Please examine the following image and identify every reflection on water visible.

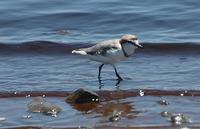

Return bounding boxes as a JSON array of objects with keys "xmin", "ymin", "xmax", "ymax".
[
  {"xmin": 69, "ymin": 102, "xmax": 98, "ymax": 112},
  {"xmin": 95, "ymin": 101, "xmax": 137, "ymax": 122},
  {"xmin": 69, "ymin": 100, "xmax": 136, "ymax": 122}
]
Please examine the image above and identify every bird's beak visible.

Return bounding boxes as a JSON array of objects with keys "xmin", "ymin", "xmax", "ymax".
[{"xmin": 132, "ymin": 40, "xmax": 143, "ymax": 48}]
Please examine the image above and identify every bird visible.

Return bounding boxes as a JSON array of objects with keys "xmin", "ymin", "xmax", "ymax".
[{"xmin": 72, "ymin": 34, "xmax": 143, "ymax": 83}]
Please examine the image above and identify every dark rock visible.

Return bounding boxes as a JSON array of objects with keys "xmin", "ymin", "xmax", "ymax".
[
  {"xmin": 27, "ymin": 97, "xmax": 62, "ymax": 117},
  {"xmin": 66, "ymin": 88, "xmax": 99, "ymax": 103}
]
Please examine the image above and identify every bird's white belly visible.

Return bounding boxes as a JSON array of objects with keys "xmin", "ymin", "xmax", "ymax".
[{"xmin": 87, "ymin": 50, "xmax": 126, "ymax": 64}]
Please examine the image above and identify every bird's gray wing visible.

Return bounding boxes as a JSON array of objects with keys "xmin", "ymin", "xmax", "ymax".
[{"xmin": 85, "ymin": 40, "xmax": 120, "ymax": 56}]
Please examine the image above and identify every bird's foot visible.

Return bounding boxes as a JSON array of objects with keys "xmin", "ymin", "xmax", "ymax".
[
  {"xmin": 118, "ymin": 77, "xmax": 123, "ymax": 81},
  {"xmin": 115, "ymin": 77, "xmax": 123, "ymax": 86},
  {"xmin": 117, "ymin": 75, "xmax": 123, "ymax": 81}
]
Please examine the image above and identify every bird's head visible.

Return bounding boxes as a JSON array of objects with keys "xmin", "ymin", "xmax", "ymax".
[{"xmin": 120, "ymin": 34, "xmax": 143, "ymax": 49}]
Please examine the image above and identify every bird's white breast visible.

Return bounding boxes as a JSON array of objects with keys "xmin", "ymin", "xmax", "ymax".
[
  {"xmin": 87, "ymin": 47, "xmax": 125, "ymax": 64},
  {"xmin": 121, "ymin": 43, "xmax": 136, "ymax": 56}
]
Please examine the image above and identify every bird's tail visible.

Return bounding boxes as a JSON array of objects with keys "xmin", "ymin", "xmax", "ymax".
[{"xmin": 72, "ymin": 49, "xmax": 87, "ymax": 55}]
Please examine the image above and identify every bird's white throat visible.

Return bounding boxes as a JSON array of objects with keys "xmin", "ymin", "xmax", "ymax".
[{"xmin": 121, "ymin": 42, "xmax": 136, "ymax": 56}]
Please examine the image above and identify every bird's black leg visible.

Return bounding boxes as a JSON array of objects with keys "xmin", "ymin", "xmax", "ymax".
[
  {"xmin": 98, "ymin": 64, "xmax": 104, "ymax": 79},
  {"xmin": 112, "ymin": 65, "xmax": 123, "ymax": 86},
  {"xmin": 113, "ymin": 65, "xmax": 123, "ymax": 81},
  {"xmin": 98, "ymin": 64, "xmax": 104, "ymax": 89}
]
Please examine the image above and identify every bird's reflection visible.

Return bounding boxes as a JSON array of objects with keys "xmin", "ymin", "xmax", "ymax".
[{"xmin": 98, "ymin": 78, "xmax": 122, "ymax": 89}]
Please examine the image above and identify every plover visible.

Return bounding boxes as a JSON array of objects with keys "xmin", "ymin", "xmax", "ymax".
[{"xmin": 72, "ymin": 34, "xmax": 142, "ymax": 82}]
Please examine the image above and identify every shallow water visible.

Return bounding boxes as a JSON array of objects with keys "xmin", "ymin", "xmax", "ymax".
[
  {"xmin": 0, "ymin": 42, "xmax": 200, "ymax": 91},
  {"xmin": 1, "ymin": 42, "xmax": 200, "ymax": 128},
  {"xmin": 1, "ymin": 90, "xmax": 200, "ymax": 129}
]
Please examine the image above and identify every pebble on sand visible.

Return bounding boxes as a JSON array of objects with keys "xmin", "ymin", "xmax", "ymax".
[
  {"xmin": 160, "ymin": 111, "xmax": 191, "ymax": 125},
  {"xmin": 27, "ymin": 97, "xmax": 62, "ymax": 117}
]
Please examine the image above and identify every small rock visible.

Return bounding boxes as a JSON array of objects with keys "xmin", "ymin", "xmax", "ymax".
[
  {"xmin": 139, "ymin": 90, "xmax": 144, "ymax": 96},
  {"xmin": 171, "ymin": 114, "xmax": 183, "ymax": 125},
  {"xmin": 160, "ymin": 111, "xmax": 192, "ymax": 125},
  {"xmin": 157, "ymin": 99, "xmax": 169, "ymax": 105},
  {"xmin": 27, "ymin": 97, "xmax": 62, "ymax": 117},
  {"xmin": 22, "ymin": 115, "xmax": 32, "ymax": 119},
  {"xmin": 66, "ymin": 88, "xmax": 99, "ymax": 103},
  {"xmin": 78, "ymin": 126, "xmax": 95, "ymax": 129},
  {"xmin": 170, "ymin": 113, "xmax": 191, "ymax": 125},
  {"xmin": 160, "ymin": 111, "xmax": 173, "ymax": 117},
  {"xmin": 108, "ymin": 110, "xmax": 122, "ymax": 122}
]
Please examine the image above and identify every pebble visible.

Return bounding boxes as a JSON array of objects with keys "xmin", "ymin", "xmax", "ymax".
[
  {"xmin": 27, "ymin": 97, "xmax": 62, "ymax": 117},
  {"xmin": 170, "ymin": 113, "xmax": 191, "ymax": 125},
  {"xmin": 160, "ymin": 111, "xmax": 173, "ymax": 117},
  {"xmin": 22, "ymin": 115, "xmax": 32, "ymax": 119},
  {"xmin": 157, "ymin": 99, "xmax": 169, "ymax": 105},
  {"xmin": 139, "ymin": 90, "xmax": 144, "ymax": 96},
  {"xmin": 108, "ymin": 110, "xmax": 122, "ymax": 122},
  {"xmin": 160, "ymin": 111, "xmax": 191, "ymax": 125},
  {"xmin": 78, "ymin": 126, "xmax": 95, "ymax": 129}
]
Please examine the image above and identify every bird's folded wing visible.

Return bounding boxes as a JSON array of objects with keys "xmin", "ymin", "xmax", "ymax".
[{"xmin": 86, "ymin": 43, "xmax": 120, "ymax": 56}]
